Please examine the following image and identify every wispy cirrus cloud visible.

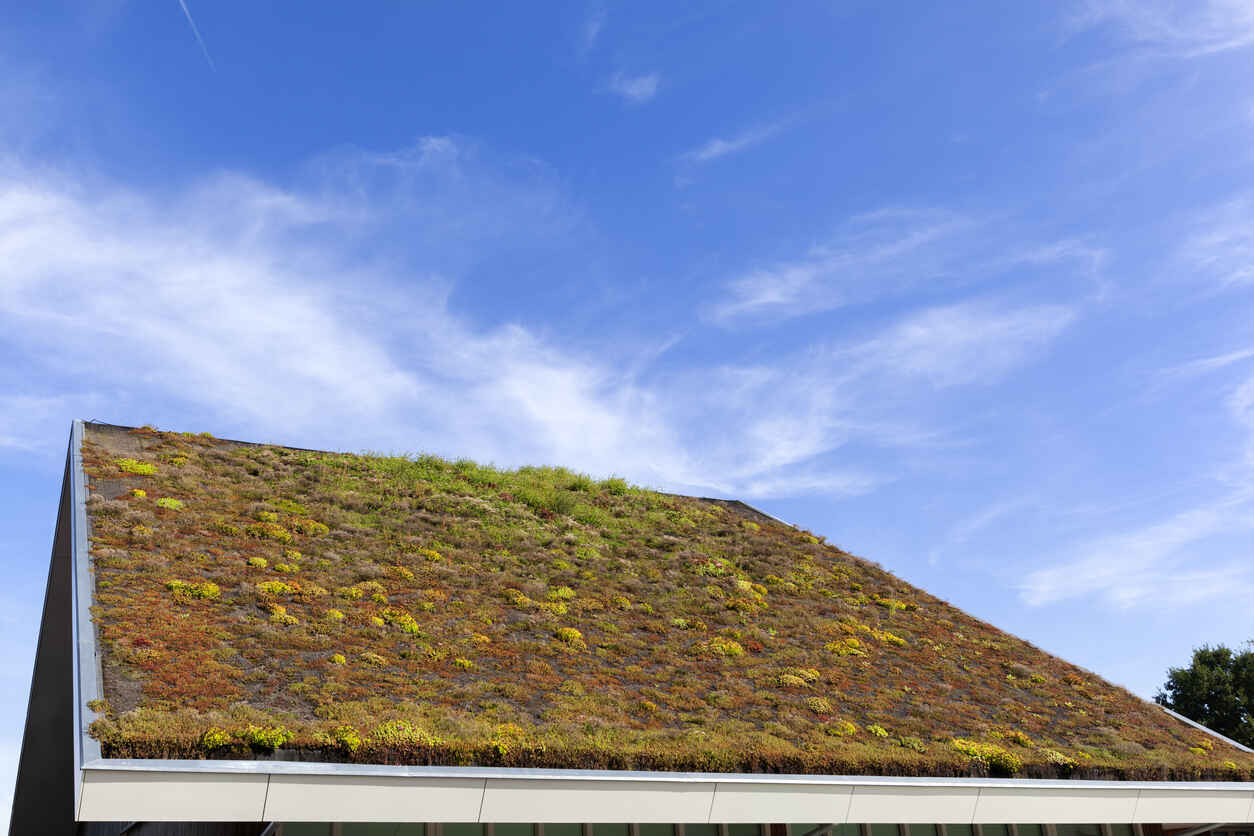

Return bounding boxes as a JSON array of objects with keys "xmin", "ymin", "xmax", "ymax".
[
  {"xmin": 836, "ymin": 300, "xmax": 1076, "ymax": 389},
  {"xmin": 0, "ymin": 139, "xmax": 1056, "ymax": 504},
  {"xmin": 679, "ymin": 122, "xmax": 787, "ymax": 164},
  {"xmin": 1230, "ymin": 371, "xmax": 1254, "ymax": 470},
  {"xmin": 1177, "ymin": 195, "xmax": 1254, "ymax": 287},
  {"xmin": 176, "ymin": 0, "xmax": 215, "ymax": 71},
  {"xmin": 1159, "ymin": 347, "xmax": 1254, "ymax": 381},
  {"xmin": 675, "ymin": 298, "xmax": 1079, "ymax": 499},
  {"xmin": 0, "ymin": 395, "xmax": 78, "ymax": 453},
  {"xmin": 1019, "ymin": 495, "xmax": 1254, "ymax": 609},
  {"xmin": 1071, "ymin": 0, "xmax": 1254, "ymax": 57},
  {"xmin": 607, "ymin": 72, "xmax": 659, "ymax": 104},
  {"xmin": 578, "ymin": 4, "xmax": 606, "ymax": 56},
  {"xmin": 1022, "ymin": 346, "xmax": 1254, "ymax": 610},
  {"xmin": 707, "ymin": 208, "xmax": 1103, "ymax": 325}
]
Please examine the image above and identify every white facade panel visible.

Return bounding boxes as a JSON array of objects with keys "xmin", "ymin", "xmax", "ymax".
[
  {"xmin": 972, "ymin": 787, "xmax": 1138, "ymax": 823},
  {"xmin": 78, "ymin": 769, "xmax": 269, "ymax": 821},
  {"xmin": 845, "ymin": 785, "xmax": 979, "ymax": 823},
  {"xmin": 263, "ymin": 774, "xmax": 486, "ymax": 822},
  {"xmin": 1132, "ymin": 788, "xmax": 1254, "ymax": 822},
  {"xmin": 708, "ymin": 782, "xmax": 852, "ymax": 823},
  {"xmin": 480, "ymin": 779, "xmax": 716, "ymax": 822}
]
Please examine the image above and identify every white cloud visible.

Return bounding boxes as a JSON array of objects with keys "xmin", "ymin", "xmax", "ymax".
[
  {"xmin": 579, "ymin": 4, "xmax": 606, "ymax": 55},
  {"xmin": 607, "ymin": 72, "xmax": 660, "ymax": 104},
  {"xmin": 709, "ymin": 209, "xmax": 974, "ymax": 323},
  {"xmin": 1177, "ymin": 196, "xmax": 1254, "ymax": 287},
  {"xmin": 0, "ymin": 149, "xmax": 688, "ymax": 486},
  {"xmin": 926, "ymin": 497, "xmax": 1036, "ymax": 566},
  {"xmin": 707, "ymin": 208, "xmax": 1102, "ymax": 326},
  {"xmin": 1230, "ymin": 371, "xmax": 1254, "ymax": 469},
  {"xmin": 177, "ymin": 0, "xmax": 216, "ymax": 71},
  {"xmin": 839, "ymin": 301, "xmax": 1076, "ymax": 389},
  {"xmin": 3, "ymin": 140, "xmax": 1013, "ymax": 503},
  {"xmin": 1020, "ymin": 496, "xmax": 1254, "ymax": 608},
  {"xmin": 1160, "ymin": 346, "xmax": 1254, "ymax": 378},
  {"xmin": 1073, "ymin": 0, "xmax": 1254, "ymax": 57},
  {"xmin": 672, "ymin": 299, "xmax": 1078, "ymax": 496},
  {"xmin": 680, "ymin": 123, "xmax": 786, "ymax": 164},
  {"xmin": 1022, "ymin": 339, "xmax": 1254, "ymax": 608},
  {"xmin": 0, "ymin": 395, "xmax": 76, "ymax": 453},
  {"xmin": 0, "ymin": 139, "xmax": 1090, "ymax": 514},
  {"xmin": 739, "ymin": 470, "xmax": 883, "ymax": 500}
]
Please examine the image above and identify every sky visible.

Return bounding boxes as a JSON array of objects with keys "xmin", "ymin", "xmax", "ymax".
[{"xmin": 3, "ymin": 0, "xmax": 1254, "ymax": 816}]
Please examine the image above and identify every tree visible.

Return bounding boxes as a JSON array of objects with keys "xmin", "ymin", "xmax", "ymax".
[{"xmin": 1154, "ymin": 642, "xmax": 1254, "ymax": 748}]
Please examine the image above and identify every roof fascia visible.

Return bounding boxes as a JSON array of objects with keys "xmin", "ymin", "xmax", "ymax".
[
  {"xmin": 76, "ymin": 760, "xmax": 1254, "ymax": 823},
  {"xmin": 71, "ymin": 421, "xmax": 103, "ymax": 765}
]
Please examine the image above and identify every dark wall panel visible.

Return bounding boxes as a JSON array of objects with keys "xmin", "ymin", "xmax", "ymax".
[{"xmin": 9, "ymin": 445, "xmax": 75, "ymax": 836}]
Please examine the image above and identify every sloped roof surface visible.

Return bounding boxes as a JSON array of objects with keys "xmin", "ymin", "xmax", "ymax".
[{"xmin": 80, "ymin": 423, "xmax": 1254, "ymax": 780}]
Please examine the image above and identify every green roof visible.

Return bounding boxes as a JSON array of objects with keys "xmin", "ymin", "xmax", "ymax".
[{"xmin": 81, "ymin": 422, "xmax": 1254, "ymax": 780}]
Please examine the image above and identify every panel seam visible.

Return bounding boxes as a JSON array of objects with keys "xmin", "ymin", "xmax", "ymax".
[
  {"xmin": 76, "ymin": 768, "xmax": 85, "ymax": 822},
  {"xmin": 477, "ymin": 778, "xmax": 488, "ymax": 822},
  {"xmin": 837, "ymin": 785, "xmax": 854, "ymax": 824},
  {"xmin": 706, "ymin": 783, "xmax": 719, "ymax": 823},
  {"xmin": 261, "ymin": 773, "xmax": 272, "ymax": 822}
]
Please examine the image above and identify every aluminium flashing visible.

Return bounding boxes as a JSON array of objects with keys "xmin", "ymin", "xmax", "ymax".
[
  {"xmin": 1160, "ymin": 706, "xmax": 1254, "ymax": 755},
  {"xmin": 70, "ymin": 420, "xmax": 103, "ymax": 802},
  {"xmin": 74, "ymin": 758, "xmax": 1254, "ymax": 789}
]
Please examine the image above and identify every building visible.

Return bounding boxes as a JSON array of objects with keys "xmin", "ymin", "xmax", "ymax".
[{"xmin": 10, "ymin": 421, "xmax": 1254, "ymax": 834}]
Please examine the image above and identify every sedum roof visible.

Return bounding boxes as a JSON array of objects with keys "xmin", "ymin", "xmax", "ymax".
[{"xmin": 79, "ymin": 422, "xmax": 1254, "ymax": 781}]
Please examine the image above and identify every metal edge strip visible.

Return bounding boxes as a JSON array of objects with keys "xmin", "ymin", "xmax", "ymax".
[
  {"xmin": 1160, "ymin": 705, "xmax": 1254, "ymax": 754},
  {"xmin": 71, "ymin": 420, "xmax": 103, "ymax": 771},
  {"xmin": 78, "ymin": 757, "xmax": 1254, "ymax": 792}
]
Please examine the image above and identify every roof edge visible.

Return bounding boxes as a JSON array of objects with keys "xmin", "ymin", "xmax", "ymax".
[
  {"xmin": 80, "ymin": 756, "xmax": 1254, "ymax": 790},
  {"xmin": 1161, "ymin": 705, "xmax": 1254, "ymax": 755},
  {"xmin": 70, "ymin": 419, "xmax": 104, "ymax": 820}
]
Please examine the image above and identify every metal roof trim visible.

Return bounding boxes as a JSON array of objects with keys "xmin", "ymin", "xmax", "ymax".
[
  {"xmin": 78, "ymin": 756, "xmax": 1254, "ymax": 792},
  {"xmin": 1161, "ymin": 705, "xmax": 1254, "ymax": 754}
]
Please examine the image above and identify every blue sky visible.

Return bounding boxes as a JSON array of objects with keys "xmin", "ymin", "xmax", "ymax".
[{"xmin": 3, "ymin": 0, "xmax": 1254, "ymax": 814}]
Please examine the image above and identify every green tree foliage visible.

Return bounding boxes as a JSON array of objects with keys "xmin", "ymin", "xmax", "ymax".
[{"xmin": 1155, "ymin": 642, "xmax": 1254, "ymax": 748}]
